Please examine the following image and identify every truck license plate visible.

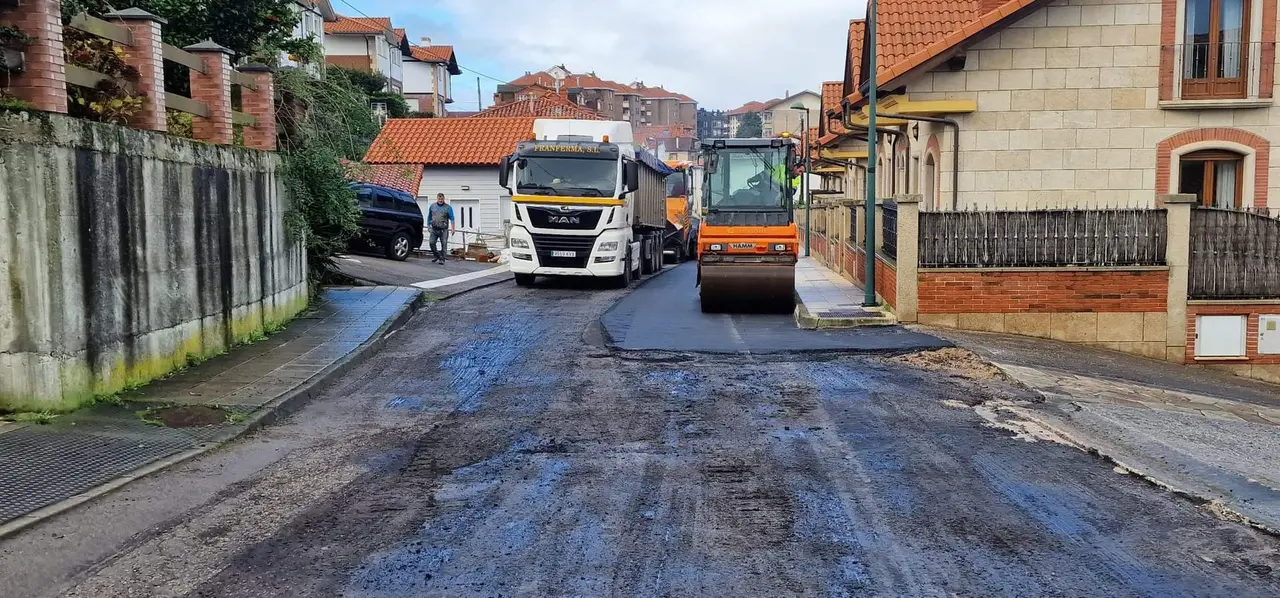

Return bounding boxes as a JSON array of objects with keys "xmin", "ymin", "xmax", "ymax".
[{"xmin": 551, "ymin": 250, "xmax": 576, "ymax": 258}]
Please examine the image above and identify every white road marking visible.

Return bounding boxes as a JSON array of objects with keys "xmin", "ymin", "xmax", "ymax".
[{"xmin": 411, "ymin": 265, "xmax": 511, "ymax": 289}]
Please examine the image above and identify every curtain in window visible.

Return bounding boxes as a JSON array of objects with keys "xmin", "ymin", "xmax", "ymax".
[
  {"xmin": 1185, "ymin": 0, "xmax": 1208, "ymax": 78},
  {"xmin": 1214, "ymin": 161, "xmax": 1238, "ymax": 208},
  {"xmin": 1220, "ymin": 0, "xmax": 1244, "ymax": 77}
]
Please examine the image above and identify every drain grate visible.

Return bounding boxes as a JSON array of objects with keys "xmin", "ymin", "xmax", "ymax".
[{"xmin": 0, "ymin": 427, "xmax": 194, "ymax": 524}]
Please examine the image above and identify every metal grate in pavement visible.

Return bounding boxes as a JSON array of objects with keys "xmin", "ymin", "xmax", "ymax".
[{"xmin": 0, "ymin": 426, "xmax": 194, "ymax": 523}]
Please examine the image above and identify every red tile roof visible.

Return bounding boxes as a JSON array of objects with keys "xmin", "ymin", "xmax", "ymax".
[
  {"xmin": 846, "ymin": 0, "xmax": 1049, "ymax": 104},
  {"xmin": 391, "ymin": 28, "xmax": 405, "ymax": 44},
  {"xmin": 509, "ymin": 68, "xmax": 692, "ymax": 102},
  {"xmin": 844, "ymin": 19, "xmax": 865, "ymax": 97},
  {"xmin": 821, "ymin": 81, "xmax": 847, "ymax": 135},
  {"xmin": 727, "ymin": 99, "xmax": 780, "ymax": 116},
  {"xmin": 324, "ymin": 15, "xmax": 393, "ymax": 36},
  {"xmin": 345, "ymin": 162, "xmax": 423, "ymax": 194},
  {"xmin": 473, "ymin": 94, "xmax": 603, "ymax": 120},
  {"xmin": 410, "ymin": 45, "xmax": 455, "ymax": 63},
  {"xmin": 365, "ymin": 117, "xmax": 537, "ymax": 166}
]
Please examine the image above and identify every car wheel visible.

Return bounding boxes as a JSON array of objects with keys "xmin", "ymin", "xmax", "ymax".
[
  {"xmin": 386, "ymin": 230, "xmax": 412, "ymax": 261},
  {"xmin": 514, "ymin": 273, "xmax": 535, "ymax": 287}
]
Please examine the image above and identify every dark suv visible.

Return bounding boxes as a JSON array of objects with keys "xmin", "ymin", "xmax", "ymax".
[{"xmin": 351, "ymin": 183, "xmax": 424, "ymax": 261}]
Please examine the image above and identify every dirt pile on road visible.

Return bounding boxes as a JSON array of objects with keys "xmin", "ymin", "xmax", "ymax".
[{"xmin": 895, "ymin": 348, "xmax": 1007, "ymax": 381}]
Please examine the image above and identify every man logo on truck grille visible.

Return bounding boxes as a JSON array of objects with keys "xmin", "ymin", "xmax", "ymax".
[{"xmin": 549, "ymin": 216, "xmax": 581, "ymax": 224}]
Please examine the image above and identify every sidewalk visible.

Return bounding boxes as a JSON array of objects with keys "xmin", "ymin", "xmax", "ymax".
[
  {"xmin": 0, "ymin": 286, "xmax": 421, "ymax": 536},
  {"xmin": 794, "ymin": 257, "xmax": 895, "ymax": 328},
  {"xmin": 336, "ymin": 253, "xmax": 510, "ymax": 299},
  {"xmin": 935, "ymin": 328, "xmax": 1280, "ymax": 532}
]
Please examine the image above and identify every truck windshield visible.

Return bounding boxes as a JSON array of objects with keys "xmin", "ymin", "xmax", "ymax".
[
  {"xmin": 704, "ymin": 147, "xmax": 789, "ymax": 210},
  {"xmin": 516, "ymin": 157, "xmax": 618, "ymax": 197},
  {"xmin": 665, "ymin": 172, "xmax": 687, "ymax": 197}
]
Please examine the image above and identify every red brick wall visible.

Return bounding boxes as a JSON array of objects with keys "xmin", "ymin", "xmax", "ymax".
[
  {"xmin": 918, "ymin": 270, "xmax": 1168, "ymax": 314},
  {"xmin": 1186, "ymin": 304, "xmax": 1280, "ymax": 364},
  {"xmin": 843, "ymin": 242, "xmax": 862, "ymax": 283},
  {"xmin": 0, "ymin": 0, "xmax": 67, "ymax": 113},
  {"xmin": 876, "ymin": 256, "xmax": 897, "ymax": 309}
]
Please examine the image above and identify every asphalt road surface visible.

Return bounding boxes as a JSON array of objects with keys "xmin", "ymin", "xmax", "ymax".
[{"xmin": 3, "ymin": 276, "xmax": 1279, "ymax": 597}]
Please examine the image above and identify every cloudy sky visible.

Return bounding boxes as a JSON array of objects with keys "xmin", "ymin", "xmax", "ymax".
[{"xmin": 342, "ymin": 0, "xmax": 861, "ymax": 111}]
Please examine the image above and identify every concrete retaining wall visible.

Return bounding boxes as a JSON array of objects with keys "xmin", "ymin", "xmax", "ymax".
[{"xmin": 0, "ymin": 111, "xmax": 307, "ymax": 411}]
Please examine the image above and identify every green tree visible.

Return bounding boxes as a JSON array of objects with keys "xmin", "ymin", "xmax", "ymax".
[
  {"xmin": 275, "ymin": 68, "xmax": 381, "ymax": 284},
  {"xmin": 329, "ymin": 67, "xmax": 389, "ymax": 95},
  {"xmin": 736, "ymin": 111, "xmax": 763, "ymax": 138}
]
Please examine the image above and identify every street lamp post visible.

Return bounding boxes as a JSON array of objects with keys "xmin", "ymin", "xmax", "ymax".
[
  {"xmin": 863, "ymin": 0, "xmax": 879, "ymax": 307},
  {"xmin": 790, "ymin": 103, "xmax": 811, "ymax": 256}
]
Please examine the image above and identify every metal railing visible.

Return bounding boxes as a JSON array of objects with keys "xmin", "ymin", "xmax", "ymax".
[
  {"xmin": 1161, "ymin": 41, "xmax": 1276, "ymax": 100},
  {"xmin": 881, "ymin": 201, "xmax": 898, "ymax": 260}
]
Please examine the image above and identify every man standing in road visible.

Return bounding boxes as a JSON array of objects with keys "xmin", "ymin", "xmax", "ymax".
[{"xmin": 427, "ymin": 193, "xmax": 455, "ymax": 264}]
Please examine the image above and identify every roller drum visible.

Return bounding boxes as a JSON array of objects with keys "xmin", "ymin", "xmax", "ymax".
[{"xmin": 699, "ymin": 263, "xmax": 796, "ymax": 313}]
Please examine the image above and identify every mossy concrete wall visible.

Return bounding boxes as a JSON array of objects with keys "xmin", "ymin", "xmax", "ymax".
[{"xmin": 0, "ymin": 111, "xmax": 308, "ymax": 411}]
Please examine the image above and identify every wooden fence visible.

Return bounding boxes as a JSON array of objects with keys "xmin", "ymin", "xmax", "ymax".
[
  {"xmin": 1189, "ymin": 208, "xmax": 1280, "ymax": 299},
  {"xmin": 64, "ymin": 12, "xmax": 257, "ymax": 128},
  {"xmin": 919, "ymin": 209, "xmax": 1168, "ymax": 268}
]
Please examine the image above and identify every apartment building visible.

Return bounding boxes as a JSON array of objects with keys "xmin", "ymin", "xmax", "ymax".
[{"xmin": 322, "ymin": 15, "xmax": 406, "ymax": 92}]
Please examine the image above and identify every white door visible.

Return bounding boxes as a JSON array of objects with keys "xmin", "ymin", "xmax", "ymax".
[{"xmin": 449, "ymin": 199, "xmax": 480, "ymax": 251}]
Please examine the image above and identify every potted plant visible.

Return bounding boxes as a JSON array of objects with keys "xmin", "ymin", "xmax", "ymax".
[{"xmin": 0, "ymin": 26, "xmax": 32, "ymax": 73}]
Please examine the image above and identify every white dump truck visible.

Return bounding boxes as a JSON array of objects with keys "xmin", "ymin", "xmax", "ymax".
[{"xmin": 499, "ymin": 119, "xmax": 676, "ymax": 287}]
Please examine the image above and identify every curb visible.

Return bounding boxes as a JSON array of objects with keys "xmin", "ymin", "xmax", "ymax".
[
  {"xmin": 0, "ymin": 290, "xmax": 429, "ymax": 540},
  {"xmin": 794, "ymin": 301, "xmax": 898, "ymax": 330},
  {"xmin": 969, "ymin": 357, "xmax": 1280, "ymax": 536}
]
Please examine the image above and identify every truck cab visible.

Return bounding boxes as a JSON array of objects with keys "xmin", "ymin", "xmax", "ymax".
[{"xmin": 499, "ymin": 119, "xmax": 672, "ymax": 287}]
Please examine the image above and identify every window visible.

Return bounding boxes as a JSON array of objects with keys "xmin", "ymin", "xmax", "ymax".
[
  {"xmin": 1181, "ymin": 0, "xmax": 1249, "ymax": 99},
  {"xmin": 1179, "ymin": 149, "xmax": 1244, "ymax": 207},
  {"xmin": 373, "ymin": 191, "xmax": 397, "ymax": 210},
  {"xmin": 762, "ymin": 112, "xmax": 773, "ymax": 123}
]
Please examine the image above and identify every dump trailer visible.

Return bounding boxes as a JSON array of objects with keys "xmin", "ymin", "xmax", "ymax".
[
  {"xmin": 696, "ymin": 137, "xmax": 799, "ymax": 313},
  {"xmin": 499, "ymin": 119, "xmax": 676, "ymax": 287}
]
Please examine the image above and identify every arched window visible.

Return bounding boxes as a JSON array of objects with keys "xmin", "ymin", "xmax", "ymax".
[
  {"xmin": 924, "ymin": 153, "xmax": 938, "ymax": 210},
  {"xmin": 1179, "ymin": 148, "xmax": 1245, "ymax": 207}
]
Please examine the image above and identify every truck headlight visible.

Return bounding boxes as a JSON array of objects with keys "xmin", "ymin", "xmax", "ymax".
[
  {"xmin": 709, "ymin": 244, "xmax": 724, "ymax": 251},
  {"xmin": 598, "ymin": 241, "xmax": 619, "ymax": 252},
  {"xmin": 773, "ymin": 244, "xmax": 788, "ymax": 252},
  {"xmin": 510, "ymin": 238, "xmax": 530, "ymax": 249}
]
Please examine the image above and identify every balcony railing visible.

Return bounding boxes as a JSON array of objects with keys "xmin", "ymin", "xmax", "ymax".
[{"xmin": 1162, "ymin": 41, "xmax": 1276, "ymax": 100}]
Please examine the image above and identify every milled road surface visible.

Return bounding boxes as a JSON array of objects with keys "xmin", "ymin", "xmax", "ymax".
[{"xmin": 3, "ymin": 278, "xmax": 1279, "ymax": 597}]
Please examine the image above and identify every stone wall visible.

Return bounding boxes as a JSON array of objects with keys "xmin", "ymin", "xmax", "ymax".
[{"xmin": 0, "ymin": 111, "xmax": 308, "ymax": 411}]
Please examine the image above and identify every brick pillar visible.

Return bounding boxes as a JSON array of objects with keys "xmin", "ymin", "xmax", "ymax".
[
  {"xmin": 105, "ymin": 8, "xmax": 166, "ymax": 132},
  {"xmin": 0, "ymin": 0, "xmax": 67, "ymax": 113},
  {"xmin": 1162, "ymin": 194, "xmax": 1196, "ymax": 363},
  {"xmin": 894, "ymin": 194, "xmax": 922, "ymax": 323},
  {"xmin": 237, "ymin": 64, "xmax": 276, "ymax": 151},
  {"xmin": 185, "ymin": 40, "xmax": 233, "ymax": 145}
]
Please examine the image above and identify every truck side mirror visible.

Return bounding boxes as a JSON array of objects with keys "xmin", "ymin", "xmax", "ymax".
[
  {"xmin": 498, "ymin": 155, "xmax": 511, "ymax": 189},
  {"xmin": 624, "ymin": 161, "xmax": 640, "ymax": 193}
]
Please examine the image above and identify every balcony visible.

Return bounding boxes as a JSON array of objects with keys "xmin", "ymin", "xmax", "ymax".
[{"xmin": 1161, "ymin": 41, "xmax": 1276, "ymax": 109}]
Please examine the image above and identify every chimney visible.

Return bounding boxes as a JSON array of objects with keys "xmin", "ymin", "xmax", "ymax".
[{"xmin": 420, "ymin": 37, "xmax": 432, "ymax": 46}]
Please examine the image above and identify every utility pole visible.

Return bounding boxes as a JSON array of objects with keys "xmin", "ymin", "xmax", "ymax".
[
  {"xmin": 803, "ymin": 114, "xmax": 811, "ymax": 257},
  {"xmin": 864, "ymin": 0, "xmax": 879, "ymax": 307}
]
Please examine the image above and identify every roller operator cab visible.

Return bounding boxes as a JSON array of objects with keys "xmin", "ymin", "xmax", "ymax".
[
  {"xmin": 696, "ymin": 138, "xmax": 800, "ymax": 313},
  {"xmin": 500, "ymin": 119, "xmax": 674, "ymax": 288}
]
